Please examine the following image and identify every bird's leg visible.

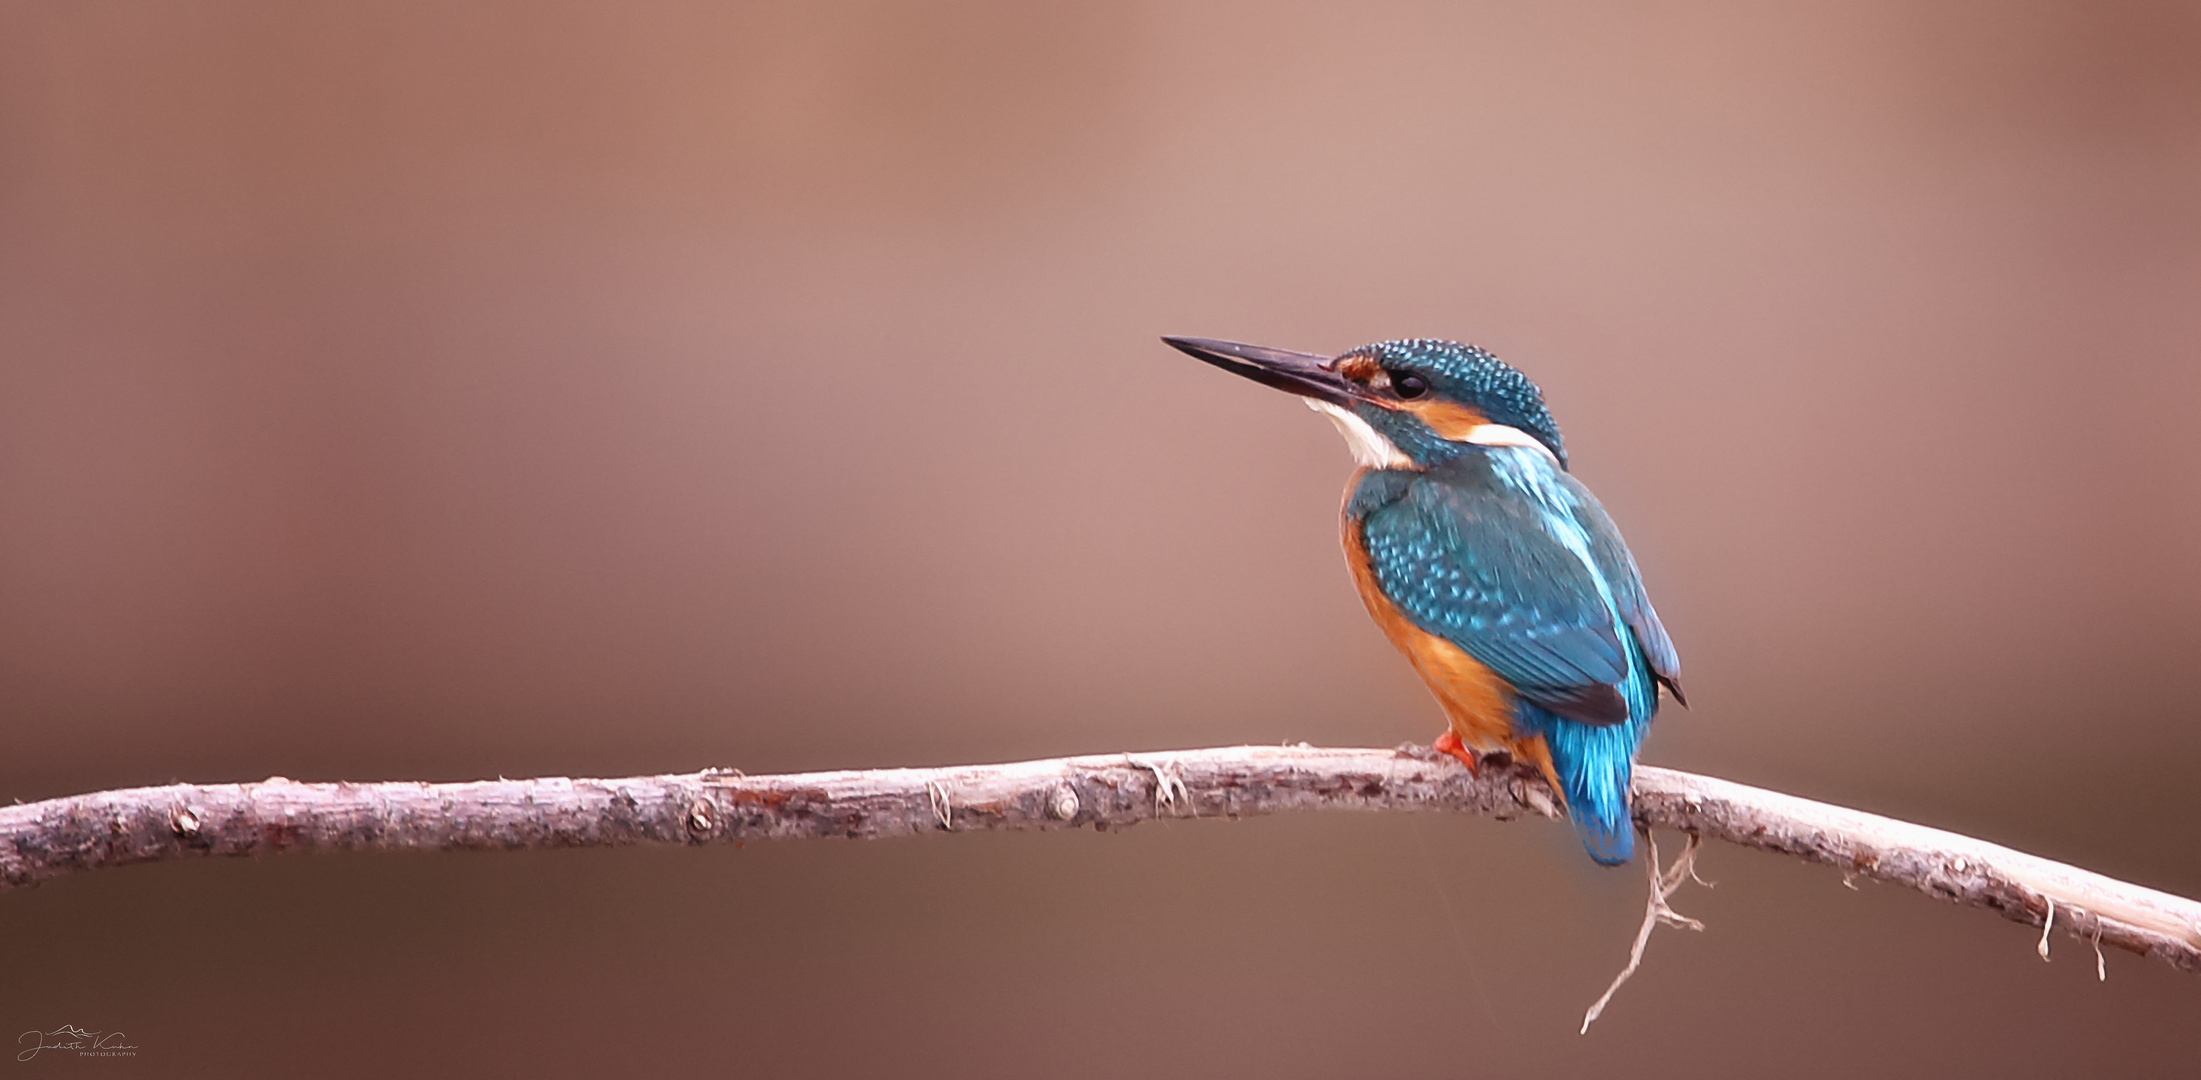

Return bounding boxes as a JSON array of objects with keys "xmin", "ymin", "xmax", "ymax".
[{"xmin": 1432, "ymin": 729, "xmax": 1479, "ymax": 774}]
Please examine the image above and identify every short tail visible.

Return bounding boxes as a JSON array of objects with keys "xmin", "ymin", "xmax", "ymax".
[
  {"xmin": 1571, "ymin": 805, "xmax": 1634, "ymax": 866},
  {"xmin": 1536, "ymin": 711, "xmax": 1641, "ymax": 866}
]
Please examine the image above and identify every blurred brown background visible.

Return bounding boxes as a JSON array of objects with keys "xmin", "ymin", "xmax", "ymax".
[{"xmin": 4, "ymin": 0, "xmax": 2199, "ymax": 1075}]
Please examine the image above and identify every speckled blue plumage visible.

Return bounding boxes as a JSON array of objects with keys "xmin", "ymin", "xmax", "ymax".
[{"xmin": 1350, "ymin": 439, "xmax": 1676, "ymax": 866}]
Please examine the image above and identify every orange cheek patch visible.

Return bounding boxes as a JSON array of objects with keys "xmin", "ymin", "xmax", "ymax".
[{"xmin": 1403, "ymin": 400, "xmax": 1489, "ymax": 440}]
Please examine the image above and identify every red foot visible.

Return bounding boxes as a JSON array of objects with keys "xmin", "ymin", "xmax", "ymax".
[{"xmin": 1432, "ymin": 730, "xmax": 1478, "ymax": 774}]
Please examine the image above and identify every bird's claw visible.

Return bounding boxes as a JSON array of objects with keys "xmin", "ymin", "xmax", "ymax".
[{"xmin": 1432, "ymin": 730, "xmax": 1479, "ymax": 775}]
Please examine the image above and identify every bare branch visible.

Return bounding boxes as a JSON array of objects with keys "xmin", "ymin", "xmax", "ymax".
[{"xmin": 3, "ymin": 744, "xmax": 2196, "ymax": 974}]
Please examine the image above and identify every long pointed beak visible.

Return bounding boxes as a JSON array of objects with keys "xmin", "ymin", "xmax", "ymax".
[{"xmin": 1161, "ymin": 336, "xmax": 1367, "ymax": 407}]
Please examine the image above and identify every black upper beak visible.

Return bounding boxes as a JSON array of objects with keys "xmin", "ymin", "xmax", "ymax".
[{"xmin": 1161, "ymin": 336, "xmax": 1365, "ymax": 407}]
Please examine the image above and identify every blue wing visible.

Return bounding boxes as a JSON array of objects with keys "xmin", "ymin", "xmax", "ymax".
[
  {"xmin": 1352, "ymin": 460, "xmax": 1640, "ymax": 726},
  {"xmin": 1576, "ymin": 494, "xmax": 1684, "ymax": 700}
]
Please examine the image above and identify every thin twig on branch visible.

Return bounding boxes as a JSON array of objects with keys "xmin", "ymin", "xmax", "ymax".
[
  {"xmin": 3, "ymin": 744, "xmax": 2197, "ymax": 975},
  {"xmin": 1580, "ymin": 832, "xmax": 1707, "ymax": 1034}
]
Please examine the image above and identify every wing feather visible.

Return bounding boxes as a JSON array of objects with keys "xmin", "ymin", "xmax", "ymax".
[{"xmin": 1359, "ymin": 472, "xmax": 1635, "ymax": 726}]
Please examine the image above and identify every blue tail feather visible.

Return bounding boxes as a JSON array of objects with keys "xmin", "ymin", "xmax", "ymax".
[
  {"xmin": 1557, "ymin": 734, "xmax": 1637, "ymax": 866},
  {"xmin": 1520, "ymin": 701, "xmax": 1649, "ymax": 866},
  {"xmin": 1571, "ymin": 804, "xmax": 1635, "ymax": 866}
]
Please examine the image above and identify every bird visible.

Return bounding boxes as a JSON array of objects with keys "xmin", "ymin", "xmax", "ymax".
[{"xmin": 1162, "ymin": 336, "xmax": 1683, "ymax": 865}]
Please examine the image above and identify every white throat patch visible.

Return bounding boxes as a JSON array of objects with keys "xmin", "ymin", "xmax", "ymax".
[{"xmin": 1304, "ymin": 399, "xmax": 1413, "ymax": 469}]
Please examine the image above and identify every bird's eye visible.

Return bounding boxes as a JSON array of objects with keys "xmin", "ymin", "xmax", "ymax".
[{"xmin": 1392, "ymin": 372, "xmax": 1429, "ymax": 399}]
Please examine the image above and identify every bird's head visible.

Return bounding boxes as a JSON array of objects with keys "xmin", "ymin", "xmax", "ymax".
[{"xmin": 1163, "ymin": 336, "xmax": 1566, "ymax": 471}]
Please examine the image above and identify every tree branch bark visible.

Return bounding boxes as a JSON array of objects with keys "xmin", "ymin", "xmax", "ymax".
[{"xmin": 4, "ymin": 744, "xmax": 2196, "ymax": 974}]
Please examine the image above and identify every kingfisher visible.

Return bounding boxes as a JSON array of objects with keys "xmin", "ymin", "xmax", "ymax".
[{"xmin": 1163, "ymin": 336, "xmax": 1683, "ymax": 865}]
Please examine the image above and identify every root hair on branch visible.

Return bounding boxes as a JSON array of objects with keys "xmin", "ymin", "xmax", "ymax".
[
  {"xmin": 1580, "ymin": 831, "xmax": 1707, "ymax": 1034},
  {"xmin": 927, "ymin": 780, "xmax": 953, "ymax": 830}
]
